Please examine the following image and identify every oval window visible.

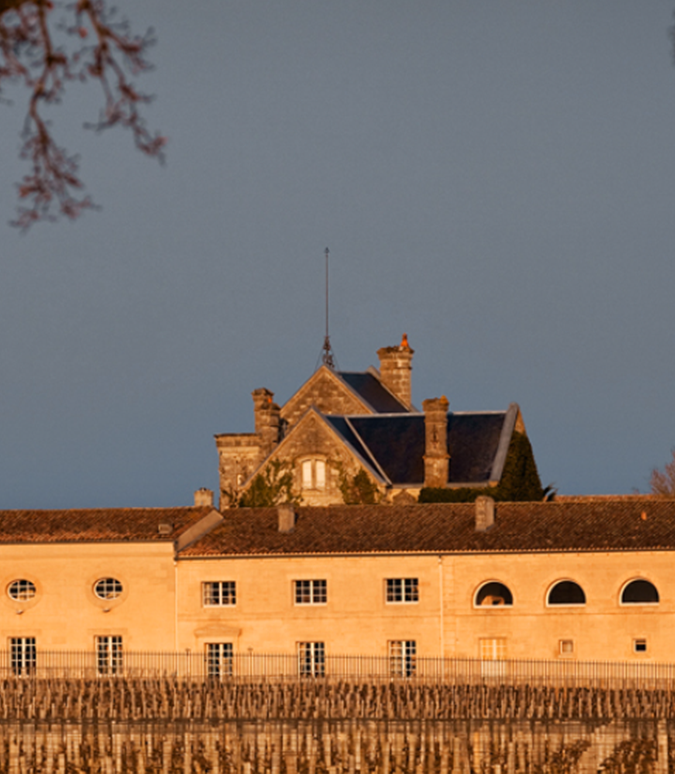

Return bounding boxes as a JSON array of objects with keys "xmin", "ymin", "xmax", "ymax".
[
  {"xmin": 621, "ymin": 579, "xmax": 659, "ymax": 604},
  {"xmin": 8, "ymin": 580, "xmax": 36, "ymax": 601},
  {"xmin": 94, "ymin": 578, "xmax": 123, "ymax": 600},
  {"xmin": 475, "ymin": 582, "xmax": 513, "ymax": 607},
  {"xmin": 548, "ymin": 581, "xmax": 586, "ymax": 606}
]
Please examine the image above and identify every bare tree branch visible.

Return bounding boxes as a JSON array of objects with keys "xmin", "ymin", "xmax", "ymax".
[
  {"xmin": 0, "ymin": 0, "xmax": 165, "ymax": 230},
  {"xmin": 649, "ymin": 449, "xmax": 675, "ymax": 497}
]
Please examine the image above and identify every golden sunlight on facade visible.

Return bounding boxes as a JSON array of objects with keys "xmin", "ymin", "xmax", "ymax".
[{"xmin": 0, "ymin": 339, "xmax": 672, "ymax": 676}]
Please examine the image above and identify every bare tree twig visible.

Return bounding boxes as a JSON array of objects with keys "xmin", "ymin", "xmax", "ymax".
[{"xmin": 0, "ymin": 0, "xmax": 165, "ymax": 230}]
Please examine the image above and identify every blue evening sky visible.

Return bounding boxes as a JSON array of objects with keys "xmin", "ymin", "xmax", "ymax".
[{"xmin": 0, "ymin": 1, "xmax": 674, "ymax": 507}]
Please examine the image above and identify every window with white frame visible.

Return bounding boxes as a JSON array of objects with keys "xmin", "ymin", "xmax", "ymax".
[
  {"xmin": 10, "ymin": 637, "xmax": 36, "ymax": 676},
  {"xmin": 205, "ymin": 643, "xmax": 233, "ymax": 678},
  {"xmin": 386, "ymin": 578, "xmax": 419, "ymax": 604},
  {"xmin": 294, "ymin": 579, "xmax": 327, "ymax": 605},
  {"xmin": 480, "ymin": 637, "xmax": 507, "ymax": 660},
  {"xmin": 96, "ymin": 635, "xmax": 123, "ymax": 675},
  {"xmin": 389, "ymin": 640, "xmax": 416, "ymax": 677},
  {"xmin": 94, "ymin": 578, "xmax": 123, "ymax": 600},
  {"xmin": 203, "ymin": 581, "xmax": 236, "ymax": 607},
  {"xmin": 298, "ymin": 642, "xmax": 325, "ymax": 677},
  {"xmin": 300, "ymin": 459, "xmax": 326, "ymax": 490},
  {"xmin": 7, "ymin": 580, "xmax": 36, "ymax": 602}
]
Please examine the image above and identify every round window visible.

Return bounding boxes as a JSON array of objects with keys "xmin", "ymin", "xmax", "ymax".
[
  {"xmin": 94, "ymin": 578, "xmax": 123, "ymax": 600},
  {"xmin": 8, "ymin": 579, "xmax": 36, "ymax": 601}
]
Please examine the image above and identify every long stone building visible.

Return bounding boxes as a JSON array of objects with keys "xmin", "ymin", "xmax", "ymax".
[{"xmin": 0, "ymin": 496, "xmax": 674, "ymax": 674}]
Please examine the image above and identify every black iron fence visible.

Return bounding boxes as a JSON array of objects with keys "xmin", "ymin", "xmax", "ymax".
[{"xmin": 2, "ymin": 650, "xmax": 675, "ymax": 688}]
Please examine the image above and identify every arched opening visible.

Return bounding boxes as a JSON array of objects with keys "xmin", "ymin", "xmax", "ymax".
[
  {"xmin": 547, "ymin": 580, "xmax": 586, "ymax": 606},
  {"xmin": 621, "ymin": 579, "xmax": 659, "ymax": 604},
  {"xmin": 475, "ymin": 582, "xmax": 513, "ymax": 607}
]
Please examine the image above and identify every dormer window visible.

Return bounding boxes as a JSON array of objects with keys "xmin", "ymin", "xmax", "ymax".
[{"xmin": 301, "ymin": 458, "xmax": 326, "ymax": 490}]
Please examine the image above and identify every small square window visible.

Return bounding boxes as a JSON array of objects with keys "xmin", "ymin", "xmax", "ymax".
[
  {"xmin": 386, "ymin": 578, "xmax": 419, "ymax": 603},
  {"xmin": 294, "ymin": 580, "xmax": 327, "ymax": 605},
  {"xmin": 634, "ymin": 638, "xmax": 647, "ymax": 653},
  {"xmin": 559, "ymin": 639, "xmax": 574, "ymax": 656},
  {"xmin": 203, "ymin": 581, "xmax": 236, "ymax": 607}
]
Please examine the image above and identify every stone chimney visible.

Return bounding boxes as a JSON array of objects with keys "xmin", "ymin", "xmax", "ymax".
[
  {"xmin": 377, "ymin": 334, "xmax": 414, "ymax": 409},
  {"xmin": 278, "ymin": 503, "xmax": 295, "ymax": 532},
  {"xmin": 422, "ymin": 396, "xmax": 449, "ymax": 488},
  {"xmin": 475, "ymin": 496, "xmax": 495, "ymax": 532},
  {"xmin": 252, "ymin": 388, "xmax": 281, "ymax": 457},
  {"xmin": 194, "ymin": 488, "xmax": 214, "ymax": 507}
]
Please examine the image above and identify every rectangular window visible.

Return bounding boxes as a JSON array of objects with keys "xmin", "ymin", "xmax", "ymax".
[
  {"xmin": 298, "ymin": 642, "xmax": 325, "ymax": 677},
  {"xmin": 559, "ymin": 639, "xmax": 574, "ymax": 656},
  {"xmin": 10, "ymin": 637, "xmax": 36, "ymax": 676},
  {"xmin": 634, "ymin": 638, "xmax": 647, "ymax": 653},
  {"xmin": 96, "ymin": 635, "xmax": 123, "ymax": 676},
  {"xmin": 480, "ymin": 638, "xmax": 507, "ymax": 678},
  {"xmin": 206, "ymin": 643, "xmax": 233, "ymax": 678},
  {"xmin": 202, "ymin": 581, "xmax": 237, "ymax": 607},
  {"xmin": 386, "ymin": 578, "xmax": 419, "ymax": 603},
  {"xmin": 315, "ymin": 460, "xmax": 326, "ymax": 489},
  {"xmin": 480, "ymin": 638, "xmax": 507, "ymax": 660},
  {"xmin": 389, "ymin": 640, "xmax": 416, "ymax": 677},
  {"xmin": 294, "ymin": 579, "xmax": 327, "ymax": 605},
  {"xmin": 300, "ymin": 459, "xmax": 326, "ymax": 490}
]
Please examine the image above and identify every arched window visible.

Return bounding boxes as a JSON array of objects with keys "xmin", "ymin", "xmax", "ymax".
[
  {"xmin": 621, "ymin": 579, "xmax": 659, "ymax": 605},
  {"xmin": 547, "ymin": 580, "xmax": 586, "ymax": 606},
  {"xmin": 475, "ymin": 582, "xmax": 513, "ymax": 607}
]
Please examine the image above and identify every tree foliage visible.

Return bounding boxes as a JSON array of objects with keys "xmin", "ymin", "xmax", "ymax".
[
  {"xmin": 649, "ymin": 449, "xmax": 675, "ymax": 497},
  {"xmin": 418, "ymin": 431, "xmax": 545, "ymax": 504},
  {"xmin": 238, "ymin": 460, "xmax": 300, "ymax": 508},
  {"xmin": 339, "ymin": 468, "xmax": 381, "ymax": 505},
  {"xmin": 0, "ymin": 0, "xmax": 164, "ymax": 229}
]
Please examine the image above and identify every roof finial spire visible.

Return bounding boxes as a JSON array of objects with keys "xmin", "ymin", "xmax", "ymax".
[{"xmin": 321, "ymin": 247, "xmax": 336, "ymax": 369}]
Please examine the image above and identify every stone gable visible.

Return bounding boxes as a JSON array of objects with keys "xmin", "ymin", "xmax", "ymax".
[
  {"xmin": 280, "ymin": 367, "xmax": 372, "ymax": 429},
  {"xmin": 251, "ymin": 410, "xmax": 383, "ymax": 506}
]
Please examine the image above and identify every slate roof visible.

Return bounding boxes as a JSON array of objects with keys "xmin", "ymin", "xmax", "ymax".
[
  {"xmin": 337, "ymin": 372, "xmax": 409, "ymax": 413},
  {"xmin": 325, "ymin": 411, "xmax": 509, "ymax": 485},
  {"xmin": 180, "ymin": 500, "xmax": 675, "ymax": 557},
  {"xmin": 0, "ymin": 507, "xmax": 215, "ymax": 544}
]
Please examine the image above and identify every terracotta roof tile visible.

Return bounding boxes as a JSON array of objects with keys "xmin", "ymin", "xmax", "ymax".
[
  {"xmin": 180, "ymin": 500, "xmax": 675, "ymax": 557},
  {"xmin": 0, "ymin": 507, "xmax": 215, "ymax": 544}
]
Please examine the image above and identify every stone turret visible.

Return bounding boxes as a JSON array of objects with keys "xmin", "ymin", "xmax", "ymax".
[
  {"xmin": 423, "ymin": 396, "xmax": 449, "ymax": 488},
  {"xmin": 377, "ymin": 334, "xmax": 414, "ymax": 409}
]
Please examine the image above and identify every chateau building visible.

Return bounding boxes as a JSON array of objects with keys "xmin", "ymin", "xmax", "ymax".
[
  {"xmin": 0, "ymin": 337, "xmax": 672, "ymax": 676},
  {"xmin": 215, "ymin": 337, "xmax": 536, "ymax": 507}
]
